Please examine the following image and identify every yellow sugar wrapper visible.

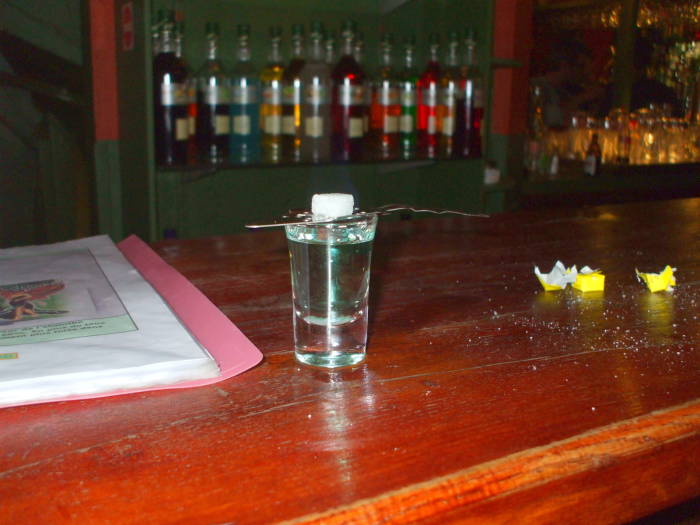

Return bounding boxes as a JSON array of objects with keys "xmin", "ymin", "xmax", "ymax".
[
  {"xmin": 573, "ymin": 267, "xmax": 605, "ymax": 292},
  {"xmin": 635, "ymin": 265, "xmax": 676, "ymax": 293}
]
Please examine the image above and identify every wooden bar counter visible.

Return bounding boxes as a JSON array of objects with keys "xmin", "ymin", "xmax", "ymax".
[{"xmin": 2, "ymin": 198, "xmax": 700, "ymax": 524}]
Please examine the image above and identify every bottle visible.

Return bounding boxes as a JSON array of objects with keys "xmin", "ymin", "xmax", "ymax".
[
  {"xmin": 526, "ymin": 84, "xmax": 547, "ymax": 176},
  {"xmin": 229, "ymin": 24, "xmax": 260, "ymax": 164},
  {"xmin": 418, "ymin": 33, "xmax": 441, "ymax": 159},
  {"xmin": 151, "ymin": 9, "xmax": 165, "ymax": 57},
  {"xmin": 610, "ymin": 108, "xmax": 630, "ymax": 164},
  {"xmin": 195, "ymin": 22, "xmax": 229, "ymax": 165},
  {"xmin": 331, "ymin": 21, "xmax": 367, "ymax": 162},
  {"xmin": 282, "ymin": 24, "xmax": 306, "ymax": 163},
  {"xmin": 260, "ymin": 26, "xmax": 284, "ymax": 164},
  {"xmin": 438, "ymin": 30, "xmax": 460, "ymax": 158},
  {"xmin": 325, "ymin": 30, "xmax": 337, "ymax": 66},
  {"xmin": 299, "ymin": 22, "xmax": 331, "ymax": 163},
  {"xmin": 354, "ymin": 31, "xmax": 371, "ymax": 139},
  {"xmin": 459, "ymin": 28, "xmax": 484, "ymax": 159},
  {"xmin": 175, "ymin": 20, "xmax": 198, "ymax": 165},
  {"xmin": 398, "ymin": 35, "xmax": 419, "ymax": 160},
  {"xmin": 153, "ymin": 12, "xmax": 189, "ymax": 166},
  {"xmin": 369, "ymin": 33, "xmax": 400, "ymax": 160},
  {"xmin": 583, "ymin": 132, "xmax": 602, "ymax": 176}
]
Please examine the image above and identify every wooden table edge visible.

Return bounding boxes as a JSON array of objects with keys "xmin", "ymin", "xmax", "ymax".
[{"xmin": 286, "ymin": 399, "xmax": 700, "ymax": 524}]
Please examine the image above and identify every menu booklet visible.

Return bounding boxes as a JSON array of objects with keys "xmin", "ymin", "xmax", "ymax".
[{"xmin": 0, "ymin": 235, "xmax": 262, "ymax": 408}]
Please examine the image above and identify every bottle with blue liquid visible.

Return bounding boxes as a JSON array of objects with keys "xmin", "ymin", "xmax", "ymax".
[{"xmin": 229, "ymin": 24, "xmax": 260, "ymax": 164}]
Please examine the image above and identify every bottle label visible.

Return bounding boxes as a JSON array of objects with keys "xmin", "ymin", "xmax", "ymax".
[
  {"xmin": 264, "ymin": 115, "xmax": 282, "ymax": 135},
  {"xmin": 427, "ymin": 115, "xmax": 437, "ymax": 134},
  {"xmin": 383, "ymin": 115, "xmax": 399, "ymax": 133},
  {"xmin": 282, "ymin": 82, "xmax": 302, "ymax": 105},
  {"xmin": 175, "ymin": 117, "xmax": 189, "ymax": 140},
  {"xmin": 282, "ymin": 115, "xmax": 296, "ymax": 135},
  {"xmin": 215, "ymin": 115, "xmax": 230, "ymax": 135},
  {"xmin": 422, "ymin": 85, "xmax": 438, "ymax": 108},
  {"xmin": 305, "ymin": 83, "xmax": 326, "ymax": 105},
  {"xmin": 441, "ymin": 116, "xmax": 454, "ymax": 135},
  {"xmin": 203, "ymin": 84, "xmax": 231, "ymax": 106},
  {"xmin": 188, "ymin": 115, "xmax": 196, "ymax": 136},
  {"xmin": 233, "ymin": 115, "xmax": 251, "ymax": 135},
  {"xmin": 263, "ymin": 85, "xmax": 282, "ymax": 106},
  {"xmin": 401, "ymin": 86, "xmax": 416, "ymax": 107},
  {"xmin": 441, "ymin": 85, "xmax": 456, "ymax": 107},
  {"xmin": 232, "ymin": 85, "xmax": 257, "ymax": 105},
  {"xmin": 349, "ymin": 117, "xmax": 364, "ymax": 138},
  {"xmin": 339, "ymin": 84, "xmax": 365, "ymax": 107},
  {"xmin": 161, "ymin": 83, "xmax": 188, "ymax": 106},
  {"xmin": 305, "ymin": 116, "xmax": 323, "ymax": 138},
  {"xmin": 379, "ymin": 85, "xmax": 399, "ymax": 106},
  {"xmin": 400, "ymin": 114, "xmax": 414, "ymax": 133}
]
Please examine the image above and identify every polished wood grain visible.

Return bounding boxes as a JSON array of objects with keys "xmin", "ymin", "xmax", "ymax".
[{"xmin": 2, "ymin": 198, "xmax": 700, "ymax": 524}]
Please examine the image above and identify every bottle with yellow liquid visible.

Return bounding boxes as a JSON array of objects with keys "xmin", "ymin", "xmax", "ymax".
[{"xmin": 260, "ymin": 26, "xmax": 284, "ymax": 163}]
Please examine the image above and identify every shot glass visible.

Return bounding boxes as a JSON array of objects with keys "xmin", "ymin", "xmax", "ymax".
[{"xmin": 285, "ymin": 213, "xmax": 378, "ymax": 368}]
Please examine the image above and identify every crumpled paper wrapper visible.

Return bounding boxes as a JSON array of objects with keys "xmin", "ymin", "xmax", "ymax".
[
  {"xmin": 535, "ymin": 262, "xmax": 605, "ymax": 292},
  {"xmin": 636, "ymin": 266, "xmax": 676, "ymax": 293},
  {"xmin": 534, "ymin": 261, "xmax": 578, "ymax": 291},
  {"xmin": 573, "ymin": 266, "xmax": 605, "ymax": 292}
]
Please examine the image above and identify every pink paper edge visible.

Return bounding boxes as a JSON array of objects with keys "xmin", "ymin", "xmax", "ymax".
[{"xmin": 4, "ymin": 235, "xmax": 264, "ymax": 409}]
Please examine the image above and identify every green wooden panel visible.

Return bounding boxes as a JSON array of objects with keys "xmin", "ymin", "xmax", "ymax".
[
  {"xmin": 94, "ymin": 139, "xmax": 124, "ymax": 240},
  {"xmin": 156, "ymin": 159, "xmax": 490, "ymax": 239}
]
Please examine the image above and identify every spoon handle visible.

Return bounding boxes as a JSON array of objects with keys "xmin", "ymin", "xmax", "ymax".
[{"xmin": 246, "ymin": 206, "xmax": 488, "ymax": 229}]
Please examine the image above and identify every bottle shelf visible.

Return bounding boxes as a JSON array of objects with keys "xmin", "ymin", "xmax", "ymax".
[{"xmin": 156, "ymin": 156, "xmax": 484, "ymax": 181}]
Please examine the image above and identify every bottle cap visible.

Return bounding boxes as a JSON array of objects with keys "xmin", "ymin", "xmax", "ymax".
[
  {"xmin": 464, "ymin": 27, "xmax": 476, "ymax": 42},
  {"xmin": 237, "ymin": 24, "xmax": 250, "ymax": 36},
  {"xmin": 311, "ymin": 194, "xmax": 355, "ymax": 220},
  {"xmin": 292, "ymin": 23, "xmax": 304, "ymax": 36},
  {"xmin": 269, "ymin": 25, "xmax": 282, "ymax": 38}
]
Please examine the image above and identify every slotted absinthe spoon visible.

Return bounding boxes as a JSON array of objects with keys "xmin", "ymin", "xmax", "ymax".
[{"xmin": 245, "ymin": 204, "xmax": 488, "ymax": 229}]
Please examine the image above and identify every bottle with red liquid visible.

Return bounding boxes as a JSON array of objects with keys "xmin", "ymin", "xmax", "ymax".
[
  {"xmin": 438, "ymin": 30, "xmax": 460, "ymax": 158},
  {"xmin": 458, "ymin": 28, "xmax": 484, "ymax": 159},
  {"xmin": 369, "ymin": 33, "xmax": 400, "ymax": 160},
  {"xmin": 417, "ymin": 33, "xmax": 441, "ymax": 159},
  {"xmin": 153, "ymin": 12, "xmax": 190, "ymax": 166},
  {"xmin": 174, "ymin": 20, "xmax": 197, "ymax": 165},
  {"xmin": 331, "ymin": 20, "xmax": 367, "ymax": 162}
]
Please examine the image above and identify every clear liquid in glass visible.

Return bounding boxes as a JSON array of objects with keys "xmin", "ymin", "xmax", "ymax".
[{"xmin": 285, "ymin": 215, "xmax": 377, "ymax": 368}]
